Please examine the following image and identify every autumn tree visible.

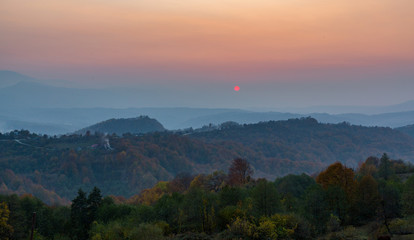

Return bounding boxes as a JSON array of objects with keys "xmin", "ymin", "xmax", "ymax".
[
  {"xmin": 168, "ymin": 173, "xmax": 194, "ymax": 193},
  {"xmin": 0, "ymin": 202, "xmax": 13, "ymax": 240},
  {"xmin": 365, "ymin": 156, "xmax": 380, "ymax": 167},
  {"xmin": 190, "ymin": 171, "xmax": 227, "ymax": 192},
  {"xmin": 358, "ymin": 157, "xmax": 379, "ymax": 178},
  {"xmin": 133, "ymin": 182, "xmax": 168, "ymax": 206},
  {"xmin": 316, "ymin": 162, "xmax": 356, "ymax": 200},
  {"xmin": 228, "ymin": 158, "xmax": 253, "ymax": 186}
]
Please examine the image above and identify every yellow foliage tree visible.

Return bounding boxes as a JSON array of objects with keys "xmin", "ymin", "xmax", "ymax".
[
  {"xmin": 0, "ymin": 202, "xmax": 14, "ymax": 240},
  {"xmin": 358, "ymin": 162, "xmax": 378, "ymax": 177},
  {"xmin": 131, "ymin": 181, "xmax": 168, "ymax": 205}
]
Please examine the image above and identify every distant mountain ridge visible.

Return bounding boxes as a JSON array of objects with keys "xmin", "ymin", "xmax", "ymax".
[
  {"xmin": 2, "ymin": 70, "xmax": 414, "ymax": 134},
  {"xmin": 286, "ymin": 100, "xmax": 414, "ymax": 115},
  {"xmin": 75, "ymin": 116, "xmax": 165, "ymax": 135},
  {"xmin": 3, "ymin": 106, "xmax": 414, "ymax": 135},
  {"xmin": 0, "ymin": 70, "xmax": 35, "ymax": 87}
]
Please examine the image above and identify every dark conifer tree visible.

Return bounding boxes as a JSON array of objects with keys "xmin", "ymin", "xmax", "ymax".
[
  {"xmin": 71, "ymin": 189, "xmax": 88, "ymax": 240},
  {"xmin": 87, "ymin": 186, "xmax": 102, "ymax": 225},
  {"xmin": 378, "ymin": 153, "xmax": 393, "ymax": 180}
]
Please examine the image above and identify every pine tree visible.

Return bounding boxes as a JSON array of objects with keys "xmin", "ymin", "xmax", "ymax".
[
  {"xmin": 71, "ymin": 189, "xmax": 88, "ymax": 240},
  {"xmin": 378, "ymin": 153, "xmax": 393, "ymax": 180},
  {"xmin": 87, "ymin": 186, "xmax": 102, "ymax": 226}
]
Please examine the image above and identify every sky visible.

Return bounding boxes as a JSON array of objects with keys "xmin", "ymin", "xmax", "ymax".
[{"xmin": 1, "ymin": 0, "xmax": 414, "ymax": 109}]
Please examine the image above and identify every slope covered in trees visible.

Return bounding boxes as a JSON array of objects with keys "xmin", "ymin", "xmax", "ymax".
[
  {"xmin": 75, "ymin": 116, "xmax": 165, "ymax": 135},
  {"xmin": 396, "ymin": 124, "xmax": 414, "ymax": 139},
  {"xmin": 191, "ymin": 118, "xmax": 414, "ymax": 175},
  {"xmin": 1, "ymin": 157, "xmax": 414, "ymax": 239},
  {"xmin": 1, "ymin": 118, "xmax": 414, "ymax": 204}
]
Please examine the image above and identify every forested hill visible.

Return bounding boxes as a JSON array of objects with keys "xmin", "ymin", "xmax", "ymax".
[
  {"xmin": 74, "ymin": 116, "xmax": 165, "ymax": 135},
  {"xmin": 190, "ymin": 118, "xmax": 414, "ymax": 169},
  {"xmin": 396, "ymin": 124, "xmax": 414, "ymax": 139},
  {"xmin": 1, "ymin": 118, "xmax": 414, "ymax": 205}
]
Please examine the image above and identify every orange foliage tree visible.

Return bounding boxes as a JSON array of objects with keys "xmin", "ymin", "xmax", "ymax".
[
  {"xmin": 228, "ymin": 158, "xmax": 254, "ymax": 186},
  {"xmin": 316, "ymin": 162, "xmax": 356, "ymax": 200}
]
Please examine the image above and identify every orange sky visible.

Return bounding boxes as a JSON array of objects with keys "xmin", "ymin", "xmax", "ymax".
[{"xmin": 1, "ymin": 0, "xmax": 414, "ymax": 80}]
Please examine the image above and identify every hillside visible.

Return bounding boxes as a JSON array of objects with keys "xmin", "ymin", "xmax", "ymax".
[
  {"xmin": 75, "ymin": 116, "xmax": 165, "ymax": 135},
  {"xmin": 396, "ymin": 124, "xmax": 414, "ymax": 138},
  {"xmin": 181, "ymin": 110, "xmax": 414, "ymax": 129},
  {"xmin": 190, "ymin": 118, "xmax": 414, "ymax": 172},
  {"xmin": 1, "ymin": 118, "xmax": 414, "ymax": 204}
]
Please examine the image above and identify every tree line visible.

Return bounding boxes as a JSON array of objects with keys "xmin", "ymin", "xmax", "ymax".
[{"xmin": 1, "ymin": 154, "xmax": 414, "ymax": 239}]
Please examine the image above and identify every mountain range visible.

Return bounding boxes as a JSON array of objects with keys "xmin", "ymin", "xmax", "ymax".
[{"xmin": 3, "ymin": 70, "xmax": 414, "ymax": 134}]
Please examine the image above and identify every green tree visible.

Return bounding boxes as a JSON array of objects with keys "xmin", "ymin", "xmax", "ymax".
[
  {"xmin": 218, "ymin": 186, "xmax": 245, "ymax": 208},
  {"xmin": 128, "ymin": 223, "xmax": 165, "ymax": 240},
  {"xmin": 353, "ymin": 175, "xmax": 380, "ymax": 222},
  {"xmin": 252, "ymin": 179, "xmax": 280, "ymax": 217},
  {"xmin": 87, "ymin": 186, "xmax": 103, "ymax": 225},
  {"xmin": 181, "ymin": 187, "xmax": 217, "ymax": 233},
  {"xmin": 302, "ymin": 185, "xmax": 330, "ymax": 234},
  {"xmin": 19, "ymin": 195, "xmax": 56, "ymax": 239},
  {"xmin": 275, "ymin": 174, "xmax": 316, "ymax": 213},
  {"xmin": 50, "ymin": 206, "xmax": 71, "ymax": 239},
  {"xmin": 325, "ymin": 186, "xmax": 349, "ymax": 223},
  {"xmin": 71, "ymin": 189, "xmax": 89, "ymax": 240},
  {"xmin": 154, "ymin": 193, "xmax": 183, "ymax": 232},
  {"xmin": 402, "ymin": 175, "xmax": 414, "ymax": 216},
  {"xmin": 70, "ymin": 187, "xmax": 103, "ymax": 240},
  {"xmin": 378, "ymin": 153, "xmax": 394, "ymax": 180},
  {"xmin": 274, "ymin": 173, "xmax": 316, "ymax": 199},
  {"xmin": 90, "ymin": 221, "xmax": 164, "ymax": 240},
  {"xmin": 379, "ymin": 180, "xmax": 402, "ymax": 219},
  {"xmin": 376, "ymin": 180, "xmax": 403, "ymax": 235}
]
